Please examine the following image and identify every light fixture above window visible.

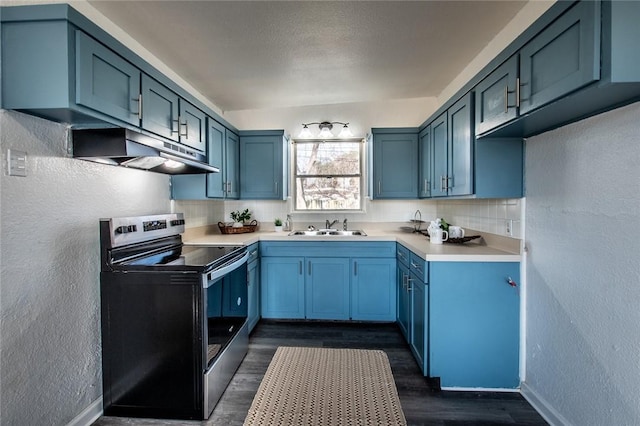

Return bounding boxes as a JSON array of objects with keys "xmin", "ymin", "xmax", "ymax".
[{"xmin": 299, "ymin": 121, "xmax": 354, "ymax": 139}]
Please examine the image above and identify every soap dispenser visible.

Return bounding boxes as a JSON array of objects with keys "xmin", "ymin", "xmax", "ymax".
[{"xmin": 284, "ymin": 214, "xmax": 292, "ymax": 232}]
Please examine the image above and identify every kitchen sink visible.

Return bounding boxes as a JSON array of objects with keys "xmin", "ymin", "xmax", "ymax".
[{"xmin": 288, "ymin": 229, "xmax": 367, "ymax": 236}]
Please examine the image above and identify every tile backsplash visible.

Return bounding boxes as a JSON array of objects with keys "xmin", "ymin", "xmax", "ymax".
[
  {"xmin": 174, "ymin": 197, "xmax": 523, "ymax": 239},
  {"xmin": 436, "ymin": 198, "xmax": 523, "ymax": 239}
]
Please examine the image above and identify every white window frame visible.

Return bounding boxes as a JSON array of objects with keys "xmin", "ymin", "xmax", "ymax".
[{"xmin": 293, "ymin": 138, "xmax": 365, "ymax": 212}]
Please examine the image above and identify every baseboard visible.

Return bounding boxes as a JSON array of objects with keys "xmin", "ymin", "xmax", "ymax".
[
  {"xmin": 520, "ymin": 382, "xmax": 571, "ymax": 426},
  {"xmin": 440, "ymin": 386, "xmax": 519, "ymax": 392},
  {"xmin": 66, "ymin": 397, "xmax": 103, "ymax": 426}
]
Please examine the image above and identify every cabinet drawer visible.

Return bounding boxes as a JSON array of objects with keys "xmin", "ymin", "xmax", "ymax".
[
  {"xmin": 247, "ymin": 243, "xmax": 259, "ymax": 264},
  {"xmin": 409, "ymin": 252, "xmax": 428, "ymax": 283},
  {"xmin": 396, "ymin": 244, "xmax": 410, "ymax": 267}
]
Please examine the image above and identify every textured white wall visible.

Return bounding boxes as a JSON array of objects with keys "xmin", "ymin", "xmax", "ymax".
[
  {"xmin": 523, "ymin": 102, "xmax": 640, "ymax": 425},
  {"xmin": 0, "ymin": 110, "xmax": 171, "ymax": 425}
]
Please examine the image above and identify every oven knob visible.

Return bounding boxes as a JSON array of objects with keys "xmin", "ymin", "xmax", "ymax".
[{"xmin": 115, "ymin": 225, "xmax": 137, "ymax": 234}]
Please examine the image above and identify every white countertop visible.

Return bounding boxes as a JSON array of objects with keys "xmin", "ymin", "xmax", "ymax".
[{"xmin": 185, "ymin": 229, "xmax": 521, "ymax": 262}]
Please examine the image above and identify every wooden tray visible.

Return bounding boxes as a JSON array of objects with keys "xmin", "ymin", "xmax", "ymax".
[
  {"xmin": 218, "ymin": 220, "xmax": 258, "ymax": 234},
  {"xmin": 446, "ymin": 235, "xmax": 481, "ymax": 244}
]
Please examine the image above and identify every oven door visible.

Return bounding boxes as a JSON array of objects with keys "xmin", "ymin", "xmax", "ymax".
[{"xmin": 202, "ymin": 250, "xmax": 249, "ymax": 417}]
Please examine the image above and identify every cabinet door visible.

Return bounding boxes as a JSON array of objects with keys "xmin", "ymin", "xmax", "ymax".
[
  {"xmin": 448, "ymin": 93, "xmax": 474, "ymax": 197},
  {"xmin": 206, "ymin": 119, "xmax": 226, "ymax": 198},
  {"xmin": 225, "ymin": 130, "xmax": 240, "ymax": 199},
  {"xmin": 351, "ymin": 258, "xmax": 396, "ymax": 321},
  {"xmin": 178, "ymin": 100, "xmax": 207, "ymax": 152},
  {"xmin": 75, "ymin": 31, "xmax": 140, "ymax": 126},
  {"xmin": 430, "ymin": 262, "xmax": 520, "ymax": 388},
  {"xmin": 410, "ymin": 276, "xmax": 427, "ymax": 375},
  {"xmin": 396, "ymin": 263, "xmax": 411, "ymax": 341},
  {"xmin": 240, "ymin": 134, "xmax": 284, "ymax": 200},
  {"xmin": 475, "ymin": 55, "xmax": 518, "ymax": 135},
  {"xmin": 430, "ymin": 112, "xmax": 448, "ymax": 198},
  {"xmin": 519, "ymin": 0, "xmax": 600, "ymax": 114},
  {"xmin": 260, "ymin": 257, "xmax": 305, "ymax": 319},
  {"xmin": 247, "ymin": 258, "xmax": 260, "ymax": 333},
  {"xmin": 418, "ymin": 126, "xmax": 432, "ymax": 198},
  {"xmin": 306, "ymin": 258, "xmax": 350, "ymax": 320},
  {"xmin": 140, "ymin": 75, "xmax": 179, "ymax": 141},
  {"xmin": 372, "ymin": 132, "xmax": 418, "ymax": 199}
]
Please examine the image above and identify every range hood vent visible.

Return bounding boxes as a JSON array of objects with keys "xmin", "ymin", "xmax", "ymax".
[{"xmin": 72, "ymin": 128, "xmax": 219, "ymax": 175}]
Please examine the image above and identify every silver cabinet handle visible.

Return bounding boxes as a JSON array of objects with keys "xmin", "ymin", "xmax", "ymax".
[
  {"xmin": 299, "ymin": 260, "xmax": 302, "ymax": 275},
  {"xmin": 440, "ymin": 176, "xmax": 446, "ymax": 192},
  {"xmin": 250, "ymin": 250, "xmax": 258, "ymax": 256},
  {"xmin": 308, "ymin": 260, "xmax": 311, "ymax": 275},
  {"xmin": 171, "ymin": 119, "xmax": 179, "ymax": 134},
  {"xmin": 406, "ymin": 276, "xmax": 413, "ymax": 291},
  {"xmin": 275, "ymin": 181, "xmax": 278, "ymax": 195},
  {"xmin": 504, "ymin": 84, "xmax": 509, "ymax": 114},
  {"xmin": 179, "ymin": 117, "xmax": 188, "ymax": 137},
  {"xmin": 423, "ymin": 179, "xmax": 428, "ymax": 194},
  {"xmin": 378, "ymin": 180, "xmax": 381, "ymax": 195},
  {"xmin": 133, "ymin": 94, "xmax": 142, "ymax": 120}
]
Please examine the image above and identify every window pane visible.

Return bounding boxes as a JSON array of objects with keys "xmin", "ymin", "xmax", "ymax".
[
  {"xmin": 296, "ymin": 142, "xmax": 360, "ymax": 176},
  {"xmin": 296, "ymin": 177, "xmax": 360, "ymax": 210}
]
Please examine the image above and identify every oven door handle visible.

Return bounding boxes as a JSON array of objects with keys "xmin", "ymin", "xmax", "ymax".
[{"xmin": 204, "ymin": 250, "xmax": 250, "ymax": 287}]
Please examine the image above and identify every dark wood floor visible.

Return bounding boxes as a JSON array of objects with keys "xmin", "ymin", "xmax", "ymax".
[{"xmin": 94, "ymin": 321, "xmax": 548, "ymax": 426}]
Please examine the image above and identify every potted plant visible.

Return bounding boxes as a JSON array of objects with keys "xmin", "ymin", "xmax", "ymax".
[
  {"xmin": 230, "ymin": 209, "xmax": 251, "ymax": 227},
  {"xmin": 274, "ymin": 218, "xmax": 283, "ymax": 232}
]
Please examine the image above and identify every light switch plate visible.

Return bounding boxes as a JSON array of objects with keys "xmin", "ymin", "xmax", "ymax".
[{"xmin": 7, "ymin": 149, "xmax": 27, "ymax": 177}]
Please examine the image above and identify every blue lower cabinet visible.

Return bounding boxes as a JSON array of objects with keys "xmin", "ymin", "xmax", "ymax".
[
  {"xmin": 247, "ymin": 244, "xmax": 260, "ymax": 332},
  {"xmin": 306, "ymin": 258, "xmax": 350, "ymax": 320},
  {"xmin": 396, "ymin": 263, "xmax": 411, "ymax": 340},
  {"xmin": 430, "ymin": 262, "xmax": 520, "ymax": 389},
  {"xmin": 409, "ymin": 275, "xmax": 427, "ymax": 374},
  {"xmin": 260, "ymin": 257, "xmax": 305, "ymax": 319},
  {"xmin": 351, "ymin": 258, "xmax": 396, "ymax": 321},
  {"xmin": 259, "ymin": 242, "xmax": 396, "ymax": 321}
]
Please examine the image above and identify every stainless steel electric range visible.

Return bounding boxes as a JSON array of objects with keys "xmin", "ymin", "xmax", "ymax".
[{"xmin": 99, "ymin": 213, "xmax": 249, "ymax": 420}]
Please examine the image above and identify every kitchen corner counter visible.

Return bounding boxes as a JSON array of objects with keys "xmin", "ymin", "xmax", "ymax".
[{"xmin": 184, "ymin": 229, "xmax": 521, "ymax": 262}]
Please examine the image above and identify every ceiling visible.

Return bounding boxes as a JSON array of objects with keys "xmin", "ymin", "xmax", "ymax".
[{"xmin": 87, "ymin": 1, "xmax": 529, "ymax": 112}]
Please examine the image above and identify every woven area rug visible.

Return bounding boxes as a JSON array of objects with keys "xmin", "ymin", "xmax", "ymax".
[{"xmin": 243, "ymin": 346, "xmax": 407, "ymax": 425}]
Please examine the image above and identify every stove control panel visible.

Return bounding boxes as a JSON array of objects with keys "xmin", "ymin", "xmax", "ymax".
[{"xmin": 102, "ymin": 213, "xmax": 186, "ymax": 248}]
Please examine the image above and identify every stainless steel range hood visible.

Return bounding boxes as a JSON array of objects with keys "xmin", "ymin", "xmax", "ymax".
[{"xmin": 72, "ymin": 128, "xmax": 219, "ymax": 174}]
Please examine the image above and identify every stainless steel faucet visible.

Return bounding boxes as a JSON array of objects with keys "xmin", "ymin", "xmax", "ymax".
[
  {"xmin": 343, "ymin": 218, "xmax": 348, "ymax": 230},
  {"xmin": 325, "ymin": 219, "xmax": 338, "ymax": 229}
]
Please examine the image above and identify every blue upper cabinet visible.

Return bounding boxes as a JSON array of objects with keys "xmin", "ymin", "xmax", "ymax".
[
  {"xmin": 371, "ymin": 128, "xmax": 419, "ymax": 199},
  {"xmin": 447, "ymin": 94, "xmax": 474, "ymax": 197},
  {"xmin": 430, "ymin": 112, "xmax": 448, "ymax": 198},
  {"xmin": 430, "ymin": 93, "xmax": 473, "ymax": 198},
  {"xmin": 474, "ymin": 55, "xmax": 518, "ymax": 136},
  {"xmin": 223, "ymin": 129, "xmax": 240, "ymax": 199},
  {"xmin": 1, "ymin": 4, "xmax": 238, "ymax": 143},
  {"xmin": 141, "ymin": 74, "xmax": 179, "ymax": 140},
  {"xmin": 474, "ymin": 0, "xmax": 604, "ymax": 137},
  {"xmin": 418, "ymin": 126, "xmax": 432, "ymax": 198},
  {"xmin": 171, "ymin": 118, "xmax": 239, "ymax": 200},
  {"xmin": 519, "ymin": 0, "xmax": 600, "ymax": 115},
  {"xmin": 205, "ymin": 118, "xmax": 227, "ymax": 199},
  {"xmin": 76, "ymin": 31, "xmax": 141, "ymax": 126},
  {"xmin": 239, "ymin": 130, "xmax": 288, "ymax": 200},
  {"xmin": 178, "ymin": 100, "xmax": 207, "ymax": 152}
]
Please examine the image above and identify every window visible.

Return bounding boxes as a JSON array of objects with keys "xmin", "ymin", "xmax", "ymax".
[{"xmin": 294, "ymin": 139, "xmax": 363, "ymax": 211}]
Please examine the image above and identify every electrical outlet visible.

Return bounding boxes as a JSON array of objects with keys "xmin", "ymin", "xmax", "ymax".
[{"xmin": 505, "ymin": 219, "xmax": 513, "ymax": 236}]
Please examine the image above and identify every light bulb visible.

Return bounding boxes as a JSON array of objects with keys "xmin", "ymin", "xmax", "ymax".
[
  {"xmin": 299, "ymin": 125, "xmax": 313, "ymax": 138},
  {"xmin": 338, "ymin": 124, "xmax": 353, "ymax": 138}
]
